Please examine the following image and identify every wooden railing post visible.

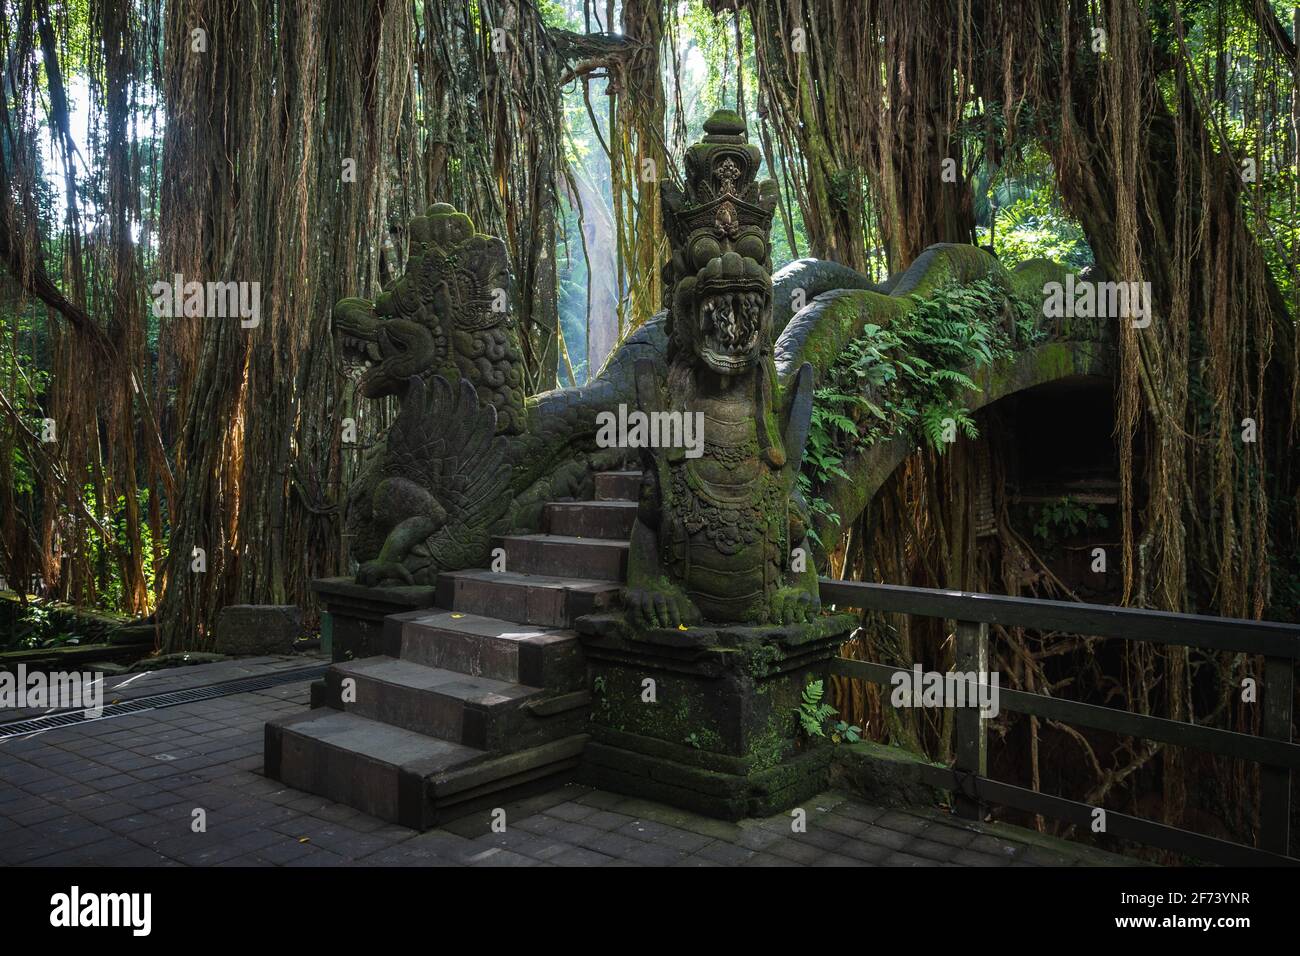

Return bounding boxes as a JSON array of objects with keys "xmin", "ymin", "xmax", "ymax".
[
  {"xmin": 1261, "ymin": 655, "xmax": 1295, "ymax": 855},
  {"xmin": 954, "ymin": 619, "xmax": 988, "ymax": 820}
]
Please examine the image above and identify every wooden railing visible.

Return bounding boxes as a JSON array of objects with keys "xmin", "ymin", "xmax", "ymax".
[{"xmin": 819, "ymin": 578, "xmax": 1300, "ymax": 866}]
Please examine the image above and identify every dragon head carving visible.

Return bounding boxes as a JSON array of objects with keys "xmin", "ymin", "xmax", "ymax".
[
  {"xmin": 662, "ymin": 109, "xmax": 778, "ymax": 380},
  {"xmin": 336, "ymin": 303, "xmax": 433, "ymax": 399},
  {"xmin": 334, "ymin": 203, "xmax": 522, "ymax": 432}
]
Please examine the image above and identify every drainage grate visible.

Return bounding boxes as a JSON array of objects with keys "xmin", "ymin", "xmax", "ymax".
[{"xmin": 0, "ymin": 664, "xmax": 328, "ymax": 740}]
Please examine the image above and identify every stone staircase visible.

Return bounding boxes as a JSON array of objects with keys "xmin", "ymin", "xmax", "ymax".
[{"xmin": 264, "ymin": 469, "xmax": 640, "ymax": 828}]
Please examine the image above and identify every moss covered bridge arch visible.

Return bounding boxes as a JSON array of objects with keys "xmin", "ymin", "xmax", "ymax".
[{"xmin": 771, "ymin": 244, "xmax": 1115, "ymax": 556}]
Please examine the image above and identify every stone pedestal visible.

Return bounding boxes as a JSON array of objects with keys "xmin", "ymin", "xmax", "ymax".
[
  {"xmin": 310, "ymin": 577, "xmax": 438, "ymax": 663},
  {"xmin": 575, "ymin": 612, "xmax": 855, "ymax": 820}
]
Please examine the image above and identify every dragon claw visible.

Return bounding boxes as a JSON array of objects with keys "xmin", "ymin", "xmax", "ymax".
[
  {"xmin": 624, "ymin": 587, "xmax": 701, "ymax": 630},
  {"xmin": 770, "ymin": 587, "xmax": 819, "ymax": 625},
  {"xmin": 356, "ymin": 559, "xmax": 415, "ymax": 587}
]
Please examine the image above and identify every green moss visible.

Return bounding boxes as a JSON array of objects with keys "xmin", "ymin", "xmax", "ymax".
[
  {"xmin": 740, "ymin": 642, "xmax": 783, "ymax": 679},
  {"xmin": 746, "ymin": 709, "xmax": 796, "ymax": 772},
  {"xmin": 1008, "ymin": 257, "xmax": 1070, "ymax": 300}
]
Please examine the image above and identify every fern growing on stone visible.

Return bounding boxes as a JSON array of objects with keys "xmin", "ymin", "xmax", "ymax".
[{"xmin": 796, "ymin": 679, "xmax": 837, "ymax": 738}]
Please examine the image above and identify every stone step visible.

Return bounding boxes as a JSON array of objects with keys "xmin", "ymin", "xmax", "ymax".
[
  {"xmin": 544, "ymin": 499, "xmax": 637, "ymax": 539},
  {"xmin": 436, "ymin": 569, "xmax": 621, "ymax": 628},
  {"xmin": 427, "ymin": 733, "xmax": 588, "ymax": 821},
  {"xmin": 593, "ymin": 469, "xmax": 641, "ymax": 501},
  {"xmin": 492, "ymin": 533, "xmax": 629, "ymax": 582},
  {"xmin": 388, "ymin": 609, "xmax": 583, "ymax": 689},
  {"xmin": 326, "ymin": 656, "xmax": 579, "ymax": 752},
  {"xmin": 265, "ymin": 709, "xmax": 486, "ymax": 828},
  {"xmin": 265, "ymin": 709, "xmax": 587, "ymax": 829}
]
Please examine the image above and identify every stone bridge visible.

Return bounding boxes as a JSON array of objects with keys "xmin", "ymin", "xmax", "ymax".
[
  {"xmin": 770, "ymin": 244, "xmax": 1113, "ymax": 552},
  {"xmin": 269, "ymin": 237, "xmax": 1125, "ymax": 840}
]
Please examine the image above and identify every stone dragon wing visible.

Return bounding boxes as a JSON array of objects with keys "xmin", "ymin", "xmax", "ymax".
[{"xmin": 383, "ymin": 374, "xmax": 513, "ymax": 574}]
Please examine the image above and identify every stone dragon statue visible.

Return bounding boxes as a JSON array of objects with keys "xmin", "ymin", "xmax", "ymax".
[
  {"xmin": 335, "ymin": 202, "xmax": 525, "ymax": 434},
  {"xmin": 347, "ymin": 376, "xmax": 512, "ymax": 586},
  {"xmin": 333, "ymin": 130, "xmax": 1090, "ymax": 591},
  {"xmin": 337, "ymin": 203, "xmax": 522, "ymax": 585},
  {"xmin": 622, "ymin": 110, "xmax": 822, "ymax": 628}
]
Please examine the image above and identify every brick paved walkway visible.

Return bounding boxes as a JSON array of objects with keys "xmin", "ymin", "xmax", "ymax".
[{"xmin": 0, "ymin": 669, "xmax": 1133, "ymax": 867}]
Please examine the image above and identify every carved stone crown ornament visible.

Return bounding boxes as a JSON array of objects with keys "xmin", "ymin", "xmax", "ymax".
[{"xmin": 625, "ymin": 110, "xmax": 822, "ymax": 628}]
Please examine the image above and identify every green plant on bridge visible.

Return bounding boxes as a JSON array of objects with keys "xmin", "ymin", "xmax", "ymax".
[{"xmin": 800, "ymin": 277, "xmax": 1026, "ymax": 531}]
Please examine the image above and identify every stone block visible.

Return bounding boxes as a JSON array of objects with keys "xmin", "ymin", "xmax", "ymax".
[
  {"xmin": 310, "ymin": 577, "xmax": 438, "ymax": 662},
  {"xmin": 213, "ymin": 604, "xmax": 302, "ymax": 656},
  {"xmin": 829, "ymin": 739, "xmax": 951, "ymax": 811},
  {"xmin": 576, "ymin": 612, "xmax": 855, "ymax": 820},
  {"xmin": 544, "ymin": 500, "xmax": 637, "ymax": 539},
  {"xmin": 492, "ymin": 534, "xmax": 629, "ymax": 582},
  {"xmin": 593, "ymin": 470, "xmax": 640, "ymax": 501},
  {"xmin": 435, "ymin": 570, "xmax": 619, "ymax": 628}
]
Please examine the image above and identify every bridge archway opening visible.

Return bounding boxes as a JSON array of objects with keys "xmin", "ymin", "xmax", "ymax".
[
  {"xmin": 983, "ymin": 373, "xmax": 1123, "ymax": 605},
  {"xmin": 839, "ymin": 370, "xmax": 1124, "ymax": 603}
]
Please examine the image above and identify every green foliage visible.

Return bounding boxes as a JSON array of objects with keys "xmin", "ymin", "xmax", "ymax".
[
  {"xmin": 1029, "ymin": 496, "xmax": 1109, "ymax": 543},
  {"xmin": 800, "ymin": 277, "xmax": 1026, "ymax": 530},
  {"xmin": 971, "ymin": 143, "xmax": 1093, "ymax": 269},
  {"xmin": 796, "ymin": 473, "xmax": 839, "ymax": 550},
  {"xmin": 979, "ymin": 192, "xmax": 1093, "ymax": 268},
  {"xmin": 795, "ymin": 679, "xmax": 836, "ymax": 738},
  {"xmin": 831, "ymin": 720, "xmax": 862, "ymax": 744},
  {"xmin": 681, "ymin": 0, "xmax": 754, "ymax": 122},
  {"xmin": 8, "ymin": 604, "xmax": 80, "ymax": 651},
  {"xmin": 920, "ymin": 404, "xmax": 977, "ymax": 448},
  {"xmin": 556, "ymin": 197, "xmax": 592, "ymax": 386},
  {"xmin": 1, "ymin": 331, "xmax": 50, "ymax": 498}
]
